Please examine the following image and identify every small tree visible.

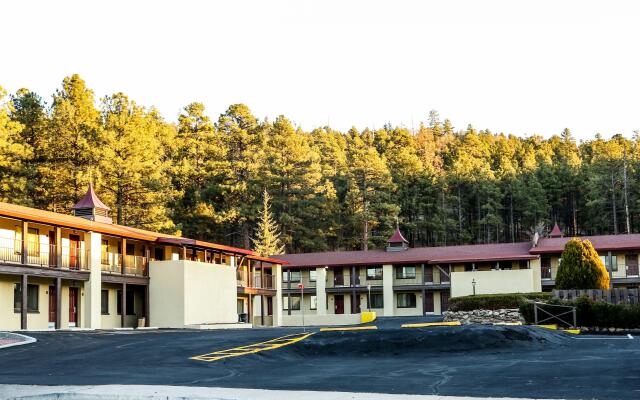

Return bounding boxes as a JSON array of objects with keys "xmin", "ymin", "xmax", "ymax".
[
  {"xmin": 555, "ymin": 239, "xmax": 610, "ymax": 289},
  {"xmin": 252, "ymin": 190, "xmax": 285, "ymax": 256}
]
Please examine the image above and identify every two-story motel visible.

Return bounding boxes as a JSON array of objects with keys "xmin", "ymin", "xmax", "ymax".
[
  {"xmin": 274, "ymin": 224, "xmax": 640, "ymax": 325},
  {"xmin": 0, "ymin": 184, "xmax": 286, "ymax": 331},
  {"xmin": 2, "ymin": 185, "xmax": 639, "ymax": 330}
]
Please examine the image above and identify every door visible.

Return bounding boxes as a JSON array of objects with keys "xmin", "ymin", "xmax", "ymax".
[
  {"xmin": 48, "ymin": 231, "xmax": 56, "ymax": 267},
  {"xmin": 69, "ymin": 234, "xmax": 80, "ymax": 270},
  {"xmin": 69, "ymin": 287, "xmax": 78, "ymax": 327},
  {"xmin": 334, "ymin": 295, "xmax": 344, "ymax": 314},
  {"xmin": 424, "ymin": 265, "xmax": 434, "ymax": 283},
  {"xmin": 354, "ymin": 294, "xmax": 361, "ymax": 313},
  {"xmin": 48, "ymin": 286, "xmax": 57, "ymax": 323},
  {"xmin": 267, "ymin": 296, "xmax": 273, "ymax": 316},
  {"xmin": 440, "ymin": 291, "xmax": 450, "ymax": 313},
  {"xmin": 334, "ymin": 268, "xmax": 344, "ymax": 286},
  {"xmin": 627, "ymin": 254, "xmax": 639, "ymax": 276},
  {"xmin": 424, "ymin": 291, "xmax": 434, "ymax": 313}
]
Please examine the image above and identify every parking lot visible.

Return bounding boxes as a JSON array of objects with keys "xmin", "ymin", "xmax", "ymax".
[{"xmin": 1, "ymin": 320, "xmax": 639, "ymax": 399}]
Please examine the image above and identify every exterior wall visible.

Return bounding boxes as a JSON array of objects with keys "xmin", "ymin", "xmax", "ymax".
[
  {"xmin": 101, "ymin": 284, "xmax": 121, "ymax": 328},
  {"xmin": 393, "ymin": 291, "xmax": 423, "ymax": 316},
  {"xmin": 84, "ymin": 231, "xmax": 102, "ymax": 329},
  {"xmin": 451, "ymin": 269, "xmax": 536, "ymax": 297},
  {"xmin": 149, "ymin": 260, "xmax": 185, "ymax": 328},
  {"xmin": 316, "ymin": 267, "xmax": 327, "ymax": 315},
  {"xmin": 530, "ymin": 258, "xmax": 542, "ymax": 292},
  {"xmin": 383, "ymin": 264, "xmax": 394, "ymax": 317}
]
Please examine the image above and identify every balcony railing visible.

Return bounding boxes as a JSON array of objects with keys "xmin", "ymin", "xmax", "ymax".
[
  {"xmin": 123, "ymin": 255, "xmax": 148, "ymax": 276},
  {"xmin": 393, "ymin": 275, "xmax": 422, "ymax": 285},
  {"xmin": 237, "ymin": 272, "xmax": 276, "ymax": 289},
  {"xmin": 541, "ymin": 266, "xmax": 552, "ymax": 280},
  {"xmin": 0, "ymin": 241, "xmax": 89, "ymax": 271}
]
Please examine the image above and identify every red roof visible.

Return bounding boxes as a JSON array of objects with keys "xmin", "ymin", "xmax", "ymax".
[
  {"xmin": 549, "ymin": 222, "xmax": 562, "ymax": 238},
  {"xmin": 72, "ymin": 183, "xmax": 110, "ymax": 211},
  {"xmin": 531, "ymin": 234, "xmax": 640, "ymax": 254},
  {"xmin": 387, "ymin": 227, "xmax": 409, "ymax": 244},
  {"xmin": 275, "ymin": 241, "xmax": 536, "ymax": 268}
]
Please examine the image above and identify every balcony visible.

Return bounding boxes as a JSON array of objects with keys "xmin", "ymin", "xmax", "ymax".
[
  {"xmin": 101, "ymin": 253, "xmax": 148, "ymax": 276},
  {"xmin": 0, "ymin": 241, "xmax": 89, "ymax": 271},
  {"xmin": 237, "ymin": 272, "xmax": 276, "ymax": 289}
]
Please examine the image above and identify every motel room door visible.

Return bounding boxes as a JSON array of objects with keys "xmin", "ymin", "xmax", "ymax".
[
  {"xmin": 424, "ymin": 291, "xmax": 434, "ymax": 314},
  {"xmin": 627, "ymin": 254, "xmax": 639, "ymax": 276},
  {"xmin": 334, "ymin": 268, "xmax": 344, "ymax": 286},
  {"xmin": 48, "ymin": 286, "xmax": 57, "ymax": 325},
  {"xmin": 69, "ymin": 287, "xmax": 78, "ymax": 327},
  {"xmin": 334, "ymin": 295, "xmax": 344, "ymax": 314},
  {"xmin": 69, "ymin": 234, "xmax": 80, "ymax": 270}
]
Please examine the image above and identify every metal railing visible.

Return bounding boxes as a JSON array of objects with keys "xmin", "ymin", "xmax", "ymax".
[
  {"xmin": 101, "ymin": 253, "xmax": 122, "ymax": 273},
  {"xmin": 238, "ymin": 272, "xmax": 276, "ymax": 289},
  {"xmin": 0, "ymin": 241, "xmax": 89, "ymax": 270},
  {"xmin": 123, "ymin": 255, "xmax": 148, "ymax": 276},
  {"xmin": 331, "ymin": 274, "xmax": 351, "ymax": 287},
  {"xmin": 393, "ymin": 275, "xmax": 422, "ymax": 285}
]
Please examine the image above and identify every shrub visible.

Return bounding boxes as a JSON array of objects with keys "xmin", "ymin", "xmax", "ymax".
[
  {"xmin": 519, "ymin": 296, "xmax": 640, "ymax": 329},
  {"xmin": 448, "ymin": 292, "xmax": 552, "ymax": 312},
  {"xmin": 555, "ymin": 238, "xmax": 609, "ymax": 289}
]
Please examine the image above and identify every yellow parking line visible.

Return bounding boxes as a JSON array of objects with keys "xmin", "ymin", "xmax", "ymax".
[
  {"xmin": 319, "ymin": 326, "xmax": 378, "ymax": 332},
  {"xmin": 401, "ymin": 321, "xmax": 462, "ymax": 328},
  {"xmin": 536, "ymin": 324, "xmax": 559, "ymax": 330},
  {"xmin": 563, "ymin": 329, "xmax": 581, "ymax": 335},
  {"xmin": 190, "ymin": 332, "xmax": 315, "ymax": 362}
]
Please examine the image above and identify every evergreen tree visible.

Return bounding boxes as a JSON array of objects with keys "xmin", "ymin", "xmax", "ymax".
[
  {"xmin": 556, "ymin": 239, "xmax": 610, "ymax": 289},
  {"xmin": 0, "ymin": 86, "xmax": 29, "ymax": 203},
  {"xmin": 252, "ymin": 190, "xmax": 285, "ymax": 256}
]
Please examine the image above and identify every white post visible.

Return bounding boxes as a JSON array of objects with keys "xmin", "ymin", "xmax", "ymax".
[
  {"xmin": 84, "ymin": 231, "xmax": 102, "ymax": 329},
  {"xmin": 274, "ymin": 264, "xmax": 283, "ymax": 326},
  {"xmin": 383, "ymin": 264, "xmax": 394, "ymax": 317},
  {"xmin": 316, "ymin": 267, "xmax": 327, "ymax": 316}
]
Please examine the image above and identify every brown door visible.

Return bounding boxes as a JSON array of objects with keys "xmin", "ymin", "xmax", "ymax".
[
  {"xmin": 267, "ymin": 297, "xmax": 273, "ymax": 316},
  {"xmin": 334, "ymin": 295, "xmax": 344, "ymax": 314},
  {"xmin": 424, "ymin": 291, "xmax": 434, "ymax": 313},
  {"xmin": 354, "ymin": 294, "xmax": 361, "ymax": 313},
  {"xmin": 48, "ymin": 286, "xmax": 56, "ymax": 323},
  {"xmin": 627, "ymin": 254, "xmax": 639, "ymax": 276},
  {"xmin": 334, "ymin": 269, "xmax": 344, "ymax": 286},
  {"xmin": 48, "ymin": 232, "xmax": 56, "ymax": 267},
  {"xmin": 440, "ymin": 291, "xmax": 450, "ymax": 313},
  {"xmin": 69, "ymin": 234, "xmax": 80, "ymax": 270},
  {"xmin": 424, "ymin": 265, "xmax": 434, "ymax": 283},
  {"xmin": 69, "ymin": 287, "xmax": 78, "ymax": 326}
]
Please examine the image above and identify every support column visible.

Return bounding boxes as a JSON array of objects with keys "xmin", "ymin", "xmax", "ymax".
[
  {"xmin": 421, "ymin": 263, "xmax": 426, "ymax": 316},
  {"xmin": 274, "ymin": 264, "xmax": 283, "ymax": 326},
  {"xmin": 21, "ymin": 274, "xmax": 28, "ymax": 330},
  {"xmin": 55, "ymin": 277, "xmax": 62, "ymax": 329},
  {"xmin": 260, "ymin": 262, "xmax": 264, "ymax": 325},
  {"xmin": 608, "ymin": 251, "xmax": 614, "ymax": 289},
  {"xmin": 144, "ymin": 285, "xmax": 150, "ymax": 327},
  {"xmin": 21, "ymin": 221, "xmax": 28, "ymax": 265},
  {"xmin": 55, "ymin": 226, "xmax": 63, "ymax": 268},
  {"xmin": 121, "ymin": 238, "xmax": 127, "ymax": 275},
  {"xmin": 383, "ymin": 264, "xmax": 394, "ymax": 317},
  {"xmin": 316, "ymin": 267, "xmax": 327, "ymax": 316},
  {"xmin": 121, "ymin": 283, "xmax": 127, "ymax": 328},
  {"xmin": 83, "ymin": 231, "xmax": 102, "ymax": 329}
]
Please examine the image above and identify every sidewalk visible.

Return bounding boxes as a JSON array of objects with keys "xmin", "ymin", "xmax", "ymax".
[{"xmin": 0, "ymin": 385, "xmax": 551, "ymax": 400}]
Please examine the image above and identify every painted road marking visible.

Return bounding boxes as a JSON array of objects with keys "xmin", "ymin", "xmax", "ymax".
[
  {"xmin": 190, "ymin": 332, "xmax": 315, "ymax": 362},
  {"xmin": 401, "ymin": 321, "xmax": 461, "ymax": 328},
  {"xmin": 319, "ymin": 326, "xmax": 378, "ymax": 332}
]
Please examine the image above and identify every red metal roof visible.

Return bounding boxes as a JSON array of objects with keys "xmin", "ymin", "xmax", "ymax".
[
  {"xmin": 549, "ymin": 222, "xmax": 563, "ymax": 238},
  {"xmin": 72, "ymin": 183, "xmax": 111, "ymax": 210},
  {"xmin": 531, "ymin": 234, "xmax": 640, "ymax": 254},
  {"xmin": 387, "ymin": 227, "xmax": 409, "ymax": 244},
  {"xmin": 275, "ymin": 241, "xmax": 536, "ymax": 268}
]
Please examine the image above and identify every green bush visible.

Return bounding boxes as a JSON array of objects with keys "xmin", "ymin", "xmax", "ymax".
[
  {"xmin": 448, "ymin": 292, "xmax": 552, "ymax": 312},
  {"xmin": 556, "ymin": 238, "xmax": 610, "ymax": 289},
  {"xmin": 519, "ymin": 296, "xmax": 640, "ymax": 329}
]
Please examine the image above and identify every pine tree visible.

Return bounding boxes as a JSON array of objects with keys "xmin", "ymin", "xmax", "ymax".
[
  {"xmin": 252, "ymin": 190, "xmax": 285, "ymax": 256},
  {"xmin": 556, "ymin": 239, "xmax": 610, "ymax": 289},
  {"xmin": 0, "ymin": 86, "xmax": 29, "ymax": 203}
]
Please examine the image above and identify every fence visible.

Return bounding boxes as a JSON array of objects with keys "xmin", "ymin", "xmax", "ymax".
[{"xmin": 553, "ymin": 288, "xmax": 640, "ymax": 305}]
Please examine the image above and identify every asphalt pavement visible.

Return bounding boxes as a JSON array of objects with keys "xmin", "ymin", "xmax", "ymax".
[{"xmin": 0, "ymin": 319, "xmax": 639, "ymax": 400}]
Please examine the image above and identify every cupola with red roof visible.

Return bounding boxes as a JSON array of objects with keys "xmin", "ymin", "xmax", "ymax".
[
  {"xmin": 386, "ymin": 223, "xmax": 409, "ymax": 252},
  {"xmin": 549, "ymin": 222, "xmax": 563, "ymax": 238},
  {"xmin": 72, "ymin": 183, "xmax": 112, "ymax": 224}
]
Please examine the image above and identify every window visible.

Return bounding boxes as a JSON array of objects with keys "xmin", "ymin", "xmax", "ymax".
[
  {"xmin": 397, "ymin": 293, "xmax": 416, "ymax": 308},
  {"xmin": 519, "ymin": 260, "xmax": 529, "ymax": 269},
  {"xmin": 370, "ymin": 293, "xmax": 384, "ymax": 309},
  {"xmin": 283, "ymin": 295, "xmax": 301, "ymax": 311},
  {"xmin": 154, "ymin": 247, "xmax": 164, "ymax": 261},
  {"xmin": 27, "ymin": 228, "xmax": 39, "ymax": 256},
  {"xmin": 310, "ymin": 295, "xmax": 317, "ymax": 310},
  {"xmin": 395, "ymin": 266, "xmax": 416, "ymax": 279},
  {"xmin": 309, "ymin": 269, "xmax": 317, "ymax": 282},
  {"xmin": 14, "ymin": 283, "xmax": 39, "ymax": 312},
  {"xmin": 283, "ymin": 270, "xmax": 301, "ymax": 283},
  {"xmin": 600, "ymin": 255, "xmax": 618, "ymax": 272},
  {"xmin": 367, "ymin": 266, "xmax": 383, "ymax": 280},
  {"xmin": 498, "ymin": 261, "xmax": 512, "ymax": 270},
  {"xmin": 101, "ymin": 290, "xmax": 109, "ymax": 314}
]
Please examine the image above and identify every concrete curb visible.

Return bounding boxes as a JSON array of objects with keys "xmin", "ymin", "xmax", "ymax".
[{"xmin": 0, "ymin": 332, "xmax": 37, "ymax": 349}]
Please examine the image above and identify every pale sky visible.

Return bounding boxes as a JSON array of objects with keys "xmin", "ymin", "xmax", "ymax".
[{"xmin": 2, "ymin": 0, "xmax": 640, "ymax": 139}]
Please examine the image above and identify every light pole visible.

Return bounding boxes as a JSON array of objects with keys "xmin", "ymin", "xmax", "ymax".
[
  {"xmin": 367, "ymin": 284, "xmax": 372, "ymax": 311},
  {"xmin": 472, "ymin": 278, "xmax": 476, "ymax": 296}
]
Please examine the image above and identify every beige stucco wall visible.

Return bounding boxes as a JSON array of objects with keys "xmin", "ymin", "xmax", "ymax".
[
  {"xmin": 393, "ymin": 291, "xmax": 423, "ymax": 316},
  {"xmin": 149, "ymin": 260, "xmax": 237, "ymax": 328},
  {"xmin": 451, "ymin": 269, "xmax": 536, "ymax": 297}
]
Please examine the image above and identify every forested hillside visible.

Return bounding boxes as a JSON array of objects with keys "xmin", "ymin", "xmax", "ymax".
[{"xmin": 0, "ymin": 75, "xmax": 637, "ymax": 253}]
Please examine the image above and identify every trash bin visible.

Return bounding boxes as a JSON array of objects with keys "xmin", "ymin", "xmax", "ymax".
[{"xmin": 137, "ymin": 317, "xmax": 145, "ymax": 328}]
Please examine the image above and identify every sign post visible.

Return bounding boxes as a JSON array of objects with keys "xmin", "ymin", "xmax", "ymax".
[
  {"xmin": 298, "ymin": 283, "xmax": 305, "ymax": 332},
  {"xmin": 367, "ymin": 284, "xmax": 372, "ymax": 311}
]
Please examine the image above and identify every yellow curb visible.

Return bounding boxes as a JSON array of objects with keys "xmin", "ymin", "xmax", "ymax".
[
  {"xmin": 401, "ymin": 321, "xmax": 462, "ymax": 328},
  {"xmin": 562, "ymin": 329, "xmax": 581, "ymax": 335},
  {"xmin": 320, "ymin": 326, "xmax": 378, "ymax": 332},
  {"xmin": 361, "ymin": 311, "xmax": 377, "ymax": 324},
  {"xmin": 536, "ymin": 324, "xmax": 559, "ymax": 330}
]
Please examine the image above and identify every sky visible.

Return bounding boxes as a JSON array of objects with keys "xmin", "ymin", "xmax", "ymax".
[{"xmin": 2, "ymin": 0, "xmax": 640, "ymax": 140}]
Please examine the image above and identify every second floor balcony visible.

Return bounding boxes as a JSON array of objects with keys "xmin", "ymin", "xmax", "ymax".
[
  {"xmin": 101, "ymin": 253, "xmax": 148, "ymax": 276},
  {"xmin": 0, "ymin": 240, "xmax": 89, "ymax": 271},
  {"xmin": 238, "ymin": 271, "xmax": 276, "ymax": 290}
]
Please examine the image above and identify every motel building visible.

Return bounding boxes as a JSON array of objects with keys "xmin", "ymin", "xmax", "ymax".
[
  {"xmin": 274, "ymin": 224, "xmax": 640, "ymax": 326},
  {"xmin": 0, "ymin": 184, "xmax": 285, "ymax": 331},
  {"xmin": 1, "ymin": 185, "xmax": 640, "ymax": 331}
]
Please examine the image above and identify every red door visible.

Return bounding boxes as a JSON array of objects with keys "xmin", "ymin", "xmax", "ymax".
[
  {"xmin": 424, "ymin": 291, "xmax": 434, "ymax": 313},
  {"xmin": 425, "ymin": 265, "xmax": 434, "ymax": 283},
  {"xmin": 48, "ymin": 286, "xmax": 56, "ymax": 323},
  {"xmin": 69, "ymin": 287, "xmax": 78, "ymax": 326},
  {"xmin": 334, "ymin": 295, "xmax": 344, "ymax": 314},
  {"xmin": 334, "ymin": 269, "xmax": 344, "ymax": 286},
  {"xmin": 627, "ymin": 254, "xmax": 639, "ymax": 276},
  {"xmin": 69, "ymin": 235, "xmax": 80, "ymax": 270},
  {"xmin": 441, "ymin": 291, "xmax": 450, "ymax": 313},
  {"xmin": 353, "ymin": 294, "xmax": 361, "ymax": 313}
]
